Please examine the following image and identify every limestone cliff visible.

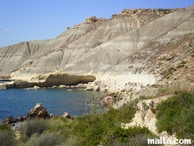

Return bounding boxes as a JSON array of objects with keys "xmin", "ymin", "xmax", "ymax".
[{"xmin": 0, "ymin": 5, "xmax": 194, "ymax": 90}]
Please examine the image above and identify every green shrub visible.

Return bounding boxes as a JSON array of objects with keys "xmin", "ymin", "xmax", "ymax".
[
  {"xmin": 62, "ymin": 135, "xmax": 79, "ymax": 146},
  {"xmin": 68, "ymin": 99, "xmax": 141, "ymax": 145},
  {"xmin": 28, "ymin": 133, "xmax": 62, "ymax": 146},
  {"xmin": 0, "ymin": 131, "xmax": 18, "ymax": 146},
  {"xmin": 0, "ymin": 123, "xmax": 18, "ymax": 146},
  {"xmin": 157, "ymin": 9, "xmax": 172, "ymax": 14},
  {"xmin": 176, "ymin": 61, "xmax": 187, "ymax": 69},
  {"xmin": 21, "ymin": 118, "xmax": 49, "ymax": 140},
  {"xmin": 156, "ymin": 91, "xmax": 194, "ymax": 141},
  {"xmin": 0, "ymin": 123, "xmax": 12, "ymax": 131},
  {"xmin": 105, "ymin": 132, "xmax": 162, "ymax": 146}
]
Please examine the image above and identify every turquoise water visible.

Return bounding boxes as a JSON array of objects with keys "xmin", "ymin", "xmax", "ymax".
[{"xmin": 0, "ymin": 88, "xmax": 102, "ymax": 121}]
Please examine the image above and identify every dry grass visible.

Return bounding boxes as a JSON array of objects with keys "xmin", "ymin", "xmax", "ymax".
[{"xmin": 157, "ymin": 82, "xmax": 194, "ymax": 96}]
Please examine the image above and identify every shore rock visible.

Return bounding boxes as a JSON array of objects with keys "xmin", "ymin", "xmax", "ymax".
[
  {"xmin": 59, "ymin": 85, "xmax": 66, "ymax": 88},
  {"xmin": 62, "ymin": 112, "xmax": 71, "ymax": 119},
  {"xmin": 0, "ymin": 84, "xmax": 6, "ymax": 89},
  {"xmin": 2, "ymin": 116, "xmax": 24, "ymax": 124},
  {"xmin": 26, "ymin": 103, "xmax": 49, "ymax": 119}
]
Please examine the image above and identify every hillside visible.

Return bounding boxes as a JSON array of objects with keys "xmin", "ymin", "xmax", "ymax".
[{"xmin": 0, "ymin": 5, "xmax": 194, "ymax": 91}]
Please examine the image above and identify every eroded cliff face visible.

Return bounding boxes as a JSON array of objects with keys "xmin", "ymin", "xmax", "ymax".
[{"xmin": 0, "ymin": 5, "xmax": 194, "ymax": 90}]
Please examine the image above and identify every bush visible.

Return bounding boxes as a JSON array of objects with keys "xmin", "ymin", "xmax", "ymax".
[
  {"xmin": 103, "ymin": 126, "xmax": 158, "ymax": 145},
  {"xmin": 28, "ymin": 133, "xmax": 62, "ymax": 146},
  {"xmin": 157, "ymin": 9, "xmax": 172, "ymax": 14},
  {"xmin": 62, "ymin": 135, "xmax": 79, "ymax": 146},
  {"xmin": 69, "ymin": 99, "xmax": 143, "ymax": 146},
  {"xmin": 0, "ymin": 123, "xmax": 12, "ymax": 131},
  {"xmin": 0, "ymin": 123, "xmax": 18, "ymax": 146},
  {"xmin": 21, "ymin": 118, "xmax": 49, "ymax": 140},
  {"xmin": 0, "ymin": 131, "xmax": 18, "ymax": 146},
  {"xmin": 156, "ymin": 91, "xmax": 194, "ymax": 141},
  {"xmin": 105, "ymin": 132, "xmax": 162, "ymax": 146}
]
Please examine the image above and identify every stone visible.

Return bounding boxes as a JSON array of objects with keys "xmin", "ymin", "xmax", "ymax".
[
  {"xmin": 33, "ymin": 85, "xmax": 40, "ymax": 89},
  {"xmin": 49, "ymin": 113, "xmax": 55, "ymax": 118},
  {"xmin": 62, "ymin": 112, "xmax": 71, "ymax": 119},
  {"xmin": 157, "ymin": 54, "xmax": 173, "ymax": 61},
  {"xmin": 59, "ymin": 84, "xmax": 66, "ymax": 88}
]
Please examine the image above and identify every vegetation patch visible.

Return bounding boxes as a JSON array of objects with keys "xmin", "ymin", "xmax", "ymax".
[
  {"xmin": 161, "ymin": 66, "xmax": 177, "ymax": 79},
  {"xmin": 60, "ymin": 99, "xmax": 139, "ymax": 145},
  {"xmin": 46, "ymin": 99, "xmax": 158, "ymax": 145},
  {"xmin": 0, "ymin": 123, "xmax": 18, "ymax": 146},
  {"xmin": 156, "ymin": 91, "xmax": 194, "ymax": 142},
  {"xmin": 20, "ymin": 118, "xmax": 49, "ymax": 141},
  {"xmin": 176, "ymin": 60, "xmax": 187, "ymax": 69},
  {"xmin": 157, "ymin": 9, "xmax": 172, "ymax": 14}
]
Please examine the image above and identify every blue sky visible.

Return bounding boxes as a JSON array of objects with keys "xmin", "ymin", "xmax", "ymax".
[{"xmin": 0, "ymin": 0, "xmax": 193, "ymax": 48}]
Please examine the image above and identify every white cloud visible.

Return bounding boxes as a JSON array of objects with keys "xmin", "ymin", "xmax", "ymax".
[{"xmin": 4, "ymin": 28, "xmax": 9, "ymax": 32}]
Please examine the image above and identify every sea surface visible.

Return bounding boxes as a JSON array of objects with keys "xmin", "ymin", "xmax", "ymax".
[{"xmin": 0, "ymin": 86, "xmax": 103, "ymax": 121}]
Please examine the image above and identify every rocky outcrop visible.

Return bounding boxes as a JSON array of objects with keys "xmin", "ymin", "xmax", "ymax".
[
  {"xmin": 33, "ymin": 72, "xmax": 96, "ymax": 87},
  {"xmin": 85, "ymin": 16, "xmax": 98, "ymax": 23},
  {"xmin": 121, "ymin": 8, "xmax": 185, "ymax": 16},
  {"xmin": 26, "ymin": 103, "xmax": 49, "ymax": 119},
  {"xmin": 14, "ymin": 80, "xmax": 35, "ymax": 88},
  {"xmin": 85, "ymin": 16, "xmax": 105, "ymax": 23},
  {"xmin": 120, "ymin": 94, "xmax": 178, "ymax": 146}
]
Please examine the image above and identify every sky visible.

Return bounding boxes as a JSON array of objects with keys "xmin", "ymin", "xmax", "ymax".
[{"xmin": 0, "ymin": 0, "xmax": 193, "ymax": 48}]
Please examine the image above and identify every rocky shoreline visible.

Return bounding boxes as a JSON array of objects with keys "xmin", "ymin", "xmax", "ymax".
[{"xmin": 1, "ymin": 80, "xmax": 121, "ymax": 124}]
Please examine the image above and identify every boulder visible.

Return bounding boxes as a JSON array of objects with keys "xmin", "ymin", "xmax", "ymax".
[
  {"xmin": 62, "ymin": 112, "xmax": 71, "ymax": 119},
  {"xmin": 33, "ymin": 85, "xmax": 40, "ymax": 89},
  {"xmin": 101, "ymin": 96, "xmax": 116, "ymax": 110},
  {"xmin": 59, "ymin": 85, "xmax": 66, "ymax": 88},
  {"xmin": 85, "ymin": 16, "xmax": 98, "ymax": 23},
  {"xmin": 26, "ymin": 103, "xmax": 49, "ymax": 119}
]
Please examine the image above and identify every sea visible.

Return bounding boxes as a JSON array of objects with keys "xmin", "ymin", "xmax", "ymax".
[{"xmin": 0, "ymin": 81, "xmax": 103, "ymax": 121}]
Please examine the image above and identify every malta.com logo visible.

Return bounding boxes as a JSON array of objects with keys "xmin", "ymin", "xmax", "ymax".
[{"xmin": 147, "ymin": 137, "xmax": 192, "ymax": 145}]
